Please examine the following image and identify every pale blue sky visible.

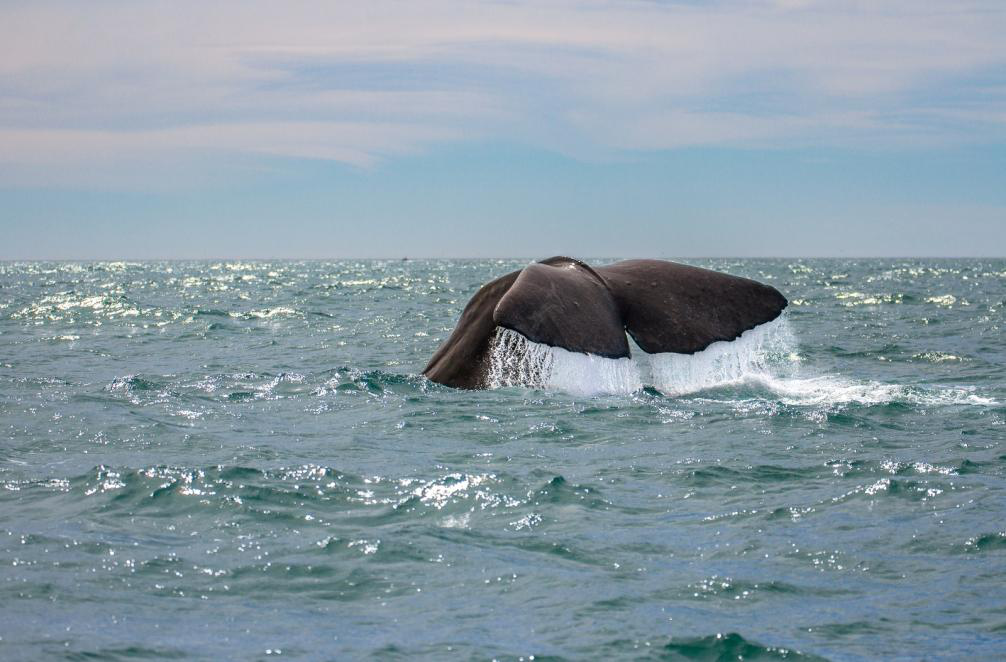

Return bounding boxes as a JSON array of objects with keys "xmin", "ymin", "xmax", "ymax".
[{"xmin": 1, "ymin": 0, "xmax": 1004, "ymax": 258}]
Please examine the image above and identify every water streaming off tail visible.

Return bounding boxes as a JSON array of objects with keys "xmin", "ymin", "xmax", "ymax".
[
  {"xmin": 486, "ymin": 317, "xmax": 996, "ymax": 406},
  {"xmin": 487, "ymin": 318, "xmax": 798, "ymax": 396},
  {"xmin": 486, "ymin": 327, "xmax": 554, "ymax": 390},
  {"xmin": 646, "ymin": 317, "xmax": 798, "ymax": 395},
  {"xmin": 487, "ymin": 327, "xmax": 642, "ymax": 395}
]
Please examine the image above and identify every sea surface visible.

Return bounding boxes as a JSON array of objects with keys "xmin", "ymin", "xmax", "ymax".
[{"xmin": 1, "ymin": 258, "xmax": 1004, "ymax": 661}]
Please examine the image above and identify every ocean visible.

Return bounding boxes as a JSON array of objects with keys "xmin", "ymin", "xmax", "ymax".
[{"xmin": 1, "ymin": 258, "xmax": 1004, "ymax": 660}]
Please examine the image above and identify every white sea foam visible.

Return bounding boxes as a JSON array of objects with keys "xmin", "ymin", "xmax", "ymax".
[
  {"xmin": 484, "ymin": 317, "xmax": 998, "ymax": 406},
  {"xmin": 716, "ymin": 374, "xmax": 998, "ymax": 408}
]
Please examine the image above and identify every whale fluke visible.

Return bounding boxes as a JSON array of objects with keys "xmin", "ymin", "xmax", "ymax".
[
  {"xmin": 595, "ymin": 259, "xmax": 788, "ymax": 355},
  {"xmin": 494, "ymin": 257, "xmax": 630, "ymax": 359},
  {"xmin": 422, "ymin": 268, "xmax": 522, "ymax": 390},
  {"xmin": 423, "ymin": 257, "xmax": 788, "ymax": 389}
]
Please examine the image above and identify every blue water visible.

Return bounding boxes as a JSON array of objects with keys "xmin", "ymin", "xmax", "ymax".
[{"xmin": 1, "ymin": 259, "xmax": 1004, "ymax": 660}]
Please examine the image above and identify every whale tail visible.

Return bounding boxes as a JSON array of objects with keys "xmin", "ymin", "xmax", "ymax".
[{"xmin": 424, "ymin": 257, "xmax": 788, "ymax": 389}]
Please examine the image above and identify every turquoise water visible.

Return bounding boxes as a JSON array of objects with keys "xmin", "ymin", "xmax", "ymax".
[{"xmin": 1, "ymin": 259, "xmax": 1004, "ymax": 660}]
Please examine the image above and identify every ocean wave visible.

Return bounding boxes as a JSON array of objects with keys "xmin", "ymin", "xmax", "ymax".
[
  {"xmin": 12, "ymin": 464, "xmax": 545, "ymax": 522},
  {"xmin": 598, "ymin": 633, "xmax": 820, "ymax": 660},
  {"xmin": 964, "ymin": 531, "xmax": 1006, "ymax": 553}
]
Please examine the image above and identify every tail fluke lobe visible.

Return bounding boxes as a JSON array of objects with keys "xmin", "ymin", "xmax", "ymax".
[{"xmin": 596, "ymin": 259, "xmax": 788, "ymax": 355}]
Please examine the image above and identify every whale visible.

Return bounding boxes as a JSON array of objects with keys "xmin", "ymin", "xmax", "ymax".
[{"xmin": 423, "ymin": 257, "xmax": 788, "ymax": 389}]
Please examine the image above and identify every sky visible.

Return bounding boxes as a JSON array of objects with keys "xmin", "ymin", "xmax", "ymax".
[{"xmin": 1, "ymin": 0, "xmax": 1004, "ymax": 259}]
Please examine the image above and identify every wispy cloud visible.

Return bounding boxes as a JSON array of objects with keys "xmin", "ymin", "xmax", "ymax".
[{"xmin": 1, "ymin": 0, "xmax": 1004, "ymax": 186}]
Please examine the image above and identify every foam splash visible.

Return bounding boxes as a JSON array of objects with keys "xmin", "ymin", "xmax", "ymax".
[{"xmin": 734, "ymin": 374, "xmax": 999, "ymax": 408}]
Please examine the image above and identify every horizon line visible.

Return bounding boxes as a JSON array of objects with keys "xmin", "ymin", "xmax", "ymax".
[{"xmin": 3, "ymin": 255, "xmax": 1006, "ymax": 262}]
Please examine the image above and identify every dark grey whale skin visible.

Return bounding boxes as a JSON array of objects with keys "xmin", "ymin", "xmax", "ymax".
[{"xmin": 423, "ymin": 257, "xmax": 788, "ymax": 389}]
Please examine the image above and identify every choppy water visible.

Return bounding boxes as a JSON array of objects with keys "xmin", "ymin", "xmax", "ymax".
[{"xmin": 1, "ymin": 259, "xmax": 1004, "ymax": 661}]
